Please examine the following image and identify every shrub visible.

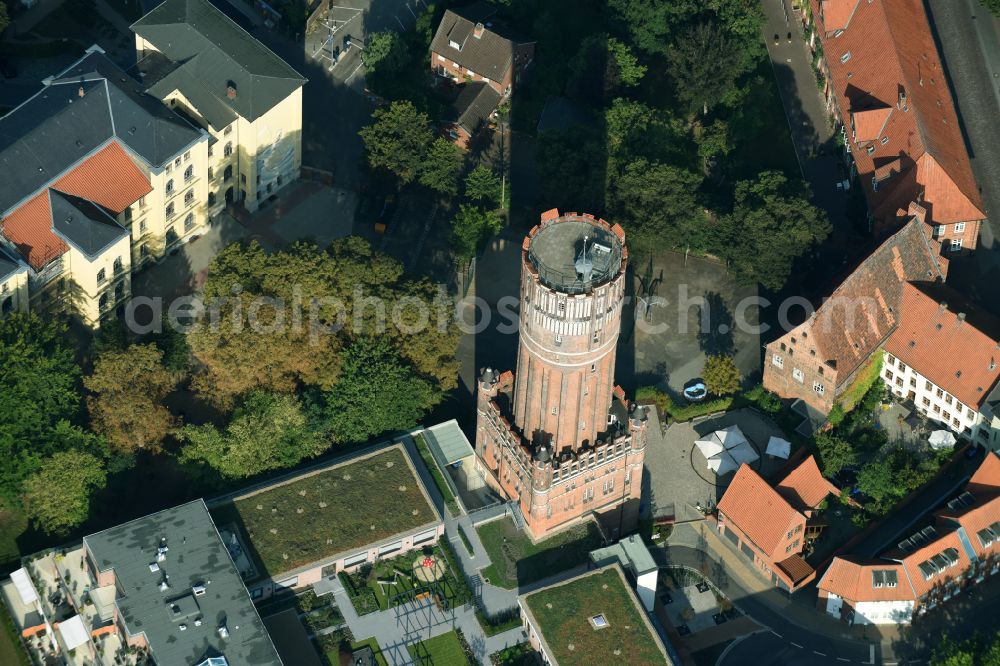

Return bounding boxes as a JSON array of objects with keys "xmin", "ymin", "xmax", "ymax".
[{"xmin": 457, "ymin": 525, "xmax": 474, "ymax": 556}]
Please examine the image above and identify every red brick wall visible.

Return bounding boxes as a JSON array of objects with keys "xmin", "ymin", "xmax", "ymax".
[
  {"xmin": 762, "ymin": 327, "xmax": 837, "ymax": 414},
  {"xmin": 430, "ymin": 51, "xmax": 508, "ymax": 94}
]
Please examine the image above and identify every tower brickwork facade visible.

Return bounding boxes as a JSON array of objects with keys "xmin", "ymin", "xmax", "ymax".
[{"xmin": 475, "ymin": 209, "xmax": 647, "ymax": 539}]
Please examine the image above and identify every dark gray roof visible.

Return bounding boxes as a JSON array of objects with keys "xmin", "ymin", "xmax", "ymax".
[
  {"xmin": 431, "ymin": 5, "xmax": 531, "ymax": 84},
  {"xmin": 0, "ymin": 245, "xmax": 23, "ymax": 281},
  {"xmin": 49, "ymin": 190, "xmax": 128, "ymax": 259},
  {"xmin": 84, "ymin": 500, "xmax": 282, "ymax": 666},
  {"xmin": 0, "ymin": 51, "xmax": 202, "ymax": 215},
  {"xmin": 132, "ymin": 0, "xmax": 306, "ymax": 124},
  {"xmin": 449, "ymin": 82, "xmax": 501, "ymax": 134},
  {"xmin": 136, "ymin": 53, "xmax": 239, "ymax": 129}
]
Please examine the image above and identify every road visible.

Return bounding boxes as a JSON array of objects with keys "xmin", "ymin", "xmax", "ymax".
[
  {"xmin": 925, "ymin": 0, "xmax": 1000, "ymax": 312},
  {"xmin": 657, "ymin": 545, "xmax": 873, "ymax": 665}
]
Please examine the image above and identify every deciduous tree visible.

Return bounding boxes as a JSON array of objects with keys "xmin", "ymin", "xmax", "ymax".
[
  {"xmin": 178, "ymin": 392, "xmax": 325, "ymax": 479},
  {"xmin": 464, "ymin": 165, "xmax": 503, "ymax": 208},
  {"xmin": 451, "ymin": 204, "xmax": 502, "ymax": 262},
  {"xmin": 814, "ymin": 433, "xmax": 856, "ymax": 477},
  {"xmin": 359, "ymin": 101, "xmax": 435, "ymax": 185},
  {"xmin": 23, "ymin": 450, "xmax": 107, "ymax": 535},
  {"xmin": 85, "ymin": 344, "xmax": 180, "ymax": 453},
  {"xmin": 717, "ymin": 171, "xmax": 831, "ymax": 290},
  {"xmin": 703, "ymin": 355, "xmax": 741, "ymax": 395},
  {"xmin": 418, "ymin": 138, "xmax": 464, "ymax": 196},
  {"xmin": 666, "ymin": 22, "xmax": 745, "ymax": 115}
]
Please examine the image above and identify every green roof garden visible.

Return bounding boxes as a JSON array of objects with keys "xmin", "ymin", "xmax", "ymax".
[
  {"xmin": 215, "ymin": 445, "xmax": 439, "ymax": 577},
  {"xmin": 522, "ymin": 566, "xmax": 669, "ymax": 665}
]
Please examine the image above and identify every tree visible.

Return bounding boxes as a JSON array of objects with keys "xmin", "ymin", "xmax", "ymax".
[
  {"xmin": 464, "ymin": 165, "xmax": 503, "ymax": 208},
  {"xmin": 567, "ymin": 34, "xmax": 646, "ymax": 104},
  {"xmin": 608, "ymin": 0, "xmax": 699, "ymax": 56},
  {"xmin": 418, "ymin": 138, "xmax": 464, "ymax": 195},
  {"xmin": 607, "ymin": 158, "xmax": 705, "ymax": 251},
  {"xmin": 0, "ymin": 313, "xmax": 82, "ymax": 493},
  {"xmin": 85, "ymin": 344, "xmax": 180, "ymax": 454},
  {"xmin": 703, "ymin": 355, "xmax": 741, "ymax": 395},
  {"xmin": 451, "ymin": 204, "xmax": 502, "ymax": 262},
  {"xmin": 717, "ymin": 171, "xmax": 831, "ymax": 290},
  {"xmin": 178, "ymin": 392, "xmax": 325, "ymax": 479},
  {"xmin": 23, "ymin": 451, "xmax": 107, "ymax": 535},
  {"xmin": 537, "ymin": 127, "xmax": 607, "ymax": 214},
  {"xmin": 695, "ymin": 119, "xmax": 732, "ymax": 167},
  {"xmin": 359, "ymin": 101, "xmax": 435, "ymax": 184},
  {"xmin": 985, "ymin": 0, "xmax": 1000, "ymax": 18},
  {"xmin": 320, "ymin": 337, "xmax": 436, "ymax": 443},
  {"xmin": 362, "ymin": 31, "xmax": 407, "ymax": 84},
  {"xmin": 666, "ymin": 22, "xmax": 746, "ymax": 114},
  {"xmin": 814, "ymin": 433, "xmax": 856, "ymax": 476}
]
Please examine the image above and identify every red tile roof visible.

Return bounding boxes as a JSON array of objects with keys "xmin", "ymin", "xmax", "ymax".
[
  {"xmin": 897, "ymin": 529, "xmax": 970, "ymax": 598},
  {"xmin": 967, "ymin": 451, "xmax": 1000, "ymax": 494},
  {"xmin": 813, "ymin": 0, "xmax": 984, "ymax": 230},
  {"xmin": 885, "ymin": 282, "xmax": 1000, "ymax": 408},
  {"xmin": 795, "ymin": 218, "xmax": 945, "ymax": 389},
  {"xmin": 718, "ymin": 465, "xmax": 803, "ymax": 560},
  {"xmin": 820, "ymin": 0, "xmax": 862, "ymax": 33},
  {"xmin": 818, "ymin": 558, "xmax": 916, "ymax": 602},
  {"xmin": 952, "ymin": 495, "xmax": 1000, "ymax": 560},
  {"xmin": 776, "ymin": 456, "xmax": 841, "ymax": 511},
  {"xmin": 1, "ymin": 142, "xmax": 150, "ymax": 269},
  {"xmin": 775, "ymin": 553, "xmax": 815, "ymax": 585},
  {"xmin": 852, "ymin": 107, "xmax": 892, "ymax": 143}
]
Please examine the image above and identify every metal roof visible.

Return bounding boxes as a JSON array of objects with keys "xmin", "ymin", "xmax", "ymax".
[
  {"xmin": 132, "ymin": 0, "xmax": 306, "ymax": 123},
  {"xmin": 421, "ymin": 420, "xmax": 475, "ymax": 466},
  {"xmin": 49, "ymin": 190, "xmax": 128, "ymax": 260},
  {"xmin": 84, "ymin": 499, "xmax": 282, "ymax": 666}
]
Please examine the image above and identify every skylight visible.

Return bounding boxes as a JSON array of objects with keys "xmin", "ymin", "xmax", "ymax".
[{"xmin": 590, "ymin": 614, "xmax": 609, "ymax": 629}]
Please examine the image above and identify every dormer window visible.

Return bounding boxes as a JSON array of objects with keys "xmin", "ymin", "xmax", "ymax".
[
  {"xmin": 880, "ymin": 135, "xmax": 889, "ymax": 145},
  {"xmin": 840, "ymin": 52, "xmax": 852, "ymax": 64},
  {"xmin": 449, "ymin": 39, "xmax": 461, "ymax": 50}
]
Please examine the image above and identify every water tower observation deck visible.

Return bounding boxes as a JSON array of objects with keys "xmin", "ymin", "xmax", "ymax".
[{"xmin": 524, "ymin": 211, "xmax": 625, "ymax": 294}]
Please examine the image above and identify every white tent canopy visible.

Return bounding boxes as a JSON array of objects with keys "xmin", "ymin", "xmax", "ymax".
[
  {"xmin": 727, "ymin": 440, "xmax": 760, "ymax": 465},
  {"xmin": 766, "ymin": 436, "xmax": 791, "ymax": 459},
  {"xmin": 696, "ymin": 425, "xmax": 757, "ymax": 476},
  {"xmin": 58, "ymin": 614, "xmax": 89, "ymax": 650},
  {"xmin": 694, "ymin": 438, "xmax": 725, "ymax": 459},
  {"xmin": 10, "ymin": 568, "xmax": 38, "ymax": 605},
  {"xmin": 929, "ymin": 430, "xmax": 957, "ymax": 450},
  {"xmin": 717, "ymin": 425, "xmax": 748, "ymax": 449},
  {"xmin": 707, "ymin": 451, "xmax": 740, "ymax": 476}
]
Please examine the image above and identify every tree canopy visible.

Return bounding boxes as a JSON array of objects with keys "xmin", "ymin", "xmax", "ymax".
[
  {"xmin": 451, "ymin": 204, "xmax": 502, "ymax": 262},
  {"xmin": 718, "ymin": 171, "xmax": 831, "ymax": 290},
  {"xmin": 814, "ymin": 433, "xmax": 856, "ymax": 477},
  {"xmin": 23, "ymin": 450, "xmax": 107, "ymax": 535},
  {"xmin": 85, "ymin": 344, "xmax": 180, "ymax": 453},
  {"xmin": 703, "ymin": 355, "xmax": 741, "ymax": 395},
  {"xmin": 178, "ymin": 392, "xmax": 324, "ymax": 479},
  {"xmin": 0, "ymin": 314, "xmax": 82, "ymax": 493},
  {"xmin": 464, "ymin": 165, "xmax": 504, "ymax": 208}
]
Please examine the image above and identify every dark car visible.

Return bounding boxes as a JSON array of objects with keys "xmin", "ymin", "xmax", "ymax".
[{"xmin": 373, "ymin": 193, "xmax": 397, "ymax": 234}]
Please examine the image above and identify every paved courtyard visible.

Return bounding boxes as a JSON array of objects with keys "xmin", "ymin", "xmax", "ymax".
[{"xmin": 643, "ymin": 408, "xmax": 790, "ymax": 521}]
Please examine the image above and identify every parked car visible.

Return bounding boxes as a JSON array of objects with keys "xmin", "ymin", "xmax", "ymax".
[{"xmin": 373, "ymin": 193, "xmax": 397, "ymax": 234}]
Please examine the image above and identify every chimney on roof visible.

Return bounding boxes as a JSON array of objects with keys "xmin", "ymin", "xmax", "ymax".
[
  {"xmin": 78, "ymin": 86, "xmax": 85, "ymax": 98},
  {"xmin": 226, "ymin": 82, "xmax": 237, "ymax": 99},
  {"xmin": 939, "ymin": 301, "xmax": 948, "ymax": 311},
  {"xmin": 958, "ymin": 312, "xmax": 966, "ymax": 323},
  {"xmin": 474, "ymin": 22, "xmax": 485, "ymax": 38},
  {"xmin": 898, "ymin": 87, "xmax": 908, "ymax": 111}
]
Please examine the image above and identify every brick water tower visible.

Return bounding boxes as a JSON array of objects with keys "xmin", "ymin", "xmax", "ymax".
[{"xmin": 476, "ymin": 209, "xmax": 647, "ymax": 539}]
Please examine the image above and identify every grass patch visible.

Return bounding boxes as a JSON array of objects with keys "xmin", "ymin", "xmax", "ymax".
[
  {"xmin": 457, "ymin": 525, "xmax": 474, "ymax": 555},
  {"xmin": 351, "ymin": 637, "xmax": 389, "ymax": 666},
  {"xmin": 414, "ymin": 433, "xmax": 461, "ymax": 517},
  {"xmin": 214, "ymin": 447, "xmax": 436, "ymax": 576},
  {"xmin": 524, "ymin": 568, "xmax": 665, "ymax": 664},
  {"xmin": 476, "ymin": 517, "xmax": 603, "ymax": 589},
  {"xmin": 408, "ymin": 630, "xmax": 471, "ymax": 666},
  {"xmin": 0, "ymin": 604, "xmax": 30, "ymax": 666}
]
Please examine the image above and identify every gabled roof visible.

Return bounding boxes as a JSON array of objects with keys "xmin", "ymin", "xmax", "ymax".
[
  {"xmin": 851, "ymin": 107, "xmax": 892, "ymax": 143},
  {"xmin": 431, "ymin": 4, "xmax": 532, "ymax": 85},
  {"xmin": 818, "ymin": 558, "xmax": 917, "ymax": 602},
  {"xmin": 718, "ymin": 465, "xmax": 803, "ymax": 560},
  {"xmin": 776, "ymin": 455, "xmax": 840, "ymax": 511},
  {"xmin": 1, "ymin": 142, "xmax": 151, "ymax": 269},
  {"xmin": 0, "ymin": 51, "xmax": 199, "ymax": 215},
  {"xmin": 48, "ymin": 190, "xmax": 128, "ymax": 260},
  {"xmin": 812, "ymin": 0, "xmax": 984, "ymax": 228},
  {"xmin": 968, "ymin": 451, "xmax": 1000, "ymax": 494},
  {"xmin": 448, "ymin": 81, "xmax": 501, "ymax": 134},
  {"xmin": 775, "ymin": 553, "xmax": 815, "ymax": 585},
  {"xmin": 896, "ymin": 529, "xmax": 969, "ymax": 598},
  {"xmin": 795, "ymin": 217, "xmax": 945, "ymax": 387},
  {"xmin": 0, "ymin": 245, "xmax": 25, "ymax": 282},
  {"xmin": 132, "ymin": 0, "xmax": 306, "ymax": 123},
  {"xmin": 885, "ymin": 282, "xmax": 1000, "ymax": 408}
]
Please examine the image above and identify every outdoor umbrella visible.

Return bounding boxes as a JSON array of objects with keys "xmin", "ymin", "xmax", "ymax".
[
  {"xmin": 765, "ymin": 436, "xmax": 791, "ymax": 459},
  {"xmin": 707, "ymin": 451, "xmax": 740, "ymax": 476},
  {"xmin": 727, "ymin": 440, "xmax": 760, "ymax": 465},
  {"xmin": 718, "ymin": 425, "xmax": 748, "ymax": 449},
  {"xmin": 695, "ymin": 435, "xmax": 725, "ymax": 459},
  {"xmin": 928, "ymin": 430, "xmax": 957, "ymax": 450}
]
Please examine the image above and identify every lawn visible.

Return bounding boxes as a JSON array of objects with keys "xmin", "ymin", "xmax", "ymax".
[
  {"xmin": 408, "ymin": 630, "xmax": 470, "ymax": 666},
  {"xmin": 413, "ymin": 433, "xmax": 461, "ymax": 517},
  {"xmin": 523, "ymin": 568, "xmax": 665, "ymax": 665},
  {"xmin": 476, "ymin": 517, "xmax": 603, "ymax": 589},
  {"xmin": 0, "ymin": 604, "xmax": 30, "ymax": 666},
  {"xmin": 214, "ymin": 446, "xmax": 437, "ymax": 576}
]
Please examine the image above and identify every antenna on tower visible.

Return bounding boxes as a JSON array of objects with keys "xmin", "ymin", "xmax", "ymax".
[{"xmin": 575, "ymin": 235, "xmax": 594, "ymax": 282}]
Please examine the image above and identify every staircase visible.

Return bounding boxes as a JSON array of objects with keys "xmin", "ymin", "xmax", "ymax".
[{"xmin": 508, "ymin": 501, "xmax": 526, "ymax": 531}]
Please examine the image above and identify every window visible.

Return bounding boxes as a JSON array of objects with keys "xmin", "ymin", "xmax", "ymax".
[
  {"xmin": 895, "ymin": 377, "xmax": 903, "ymax": 387},
  {"xmin": 140, "ymin": 243, "xmax": 149, "ymax": 257},
  {"xmin": 224, "ymin": 125, "xmax": 232, "ymax": 136},
  {"xmin": 951, "ymin": 238, "xmax": 963, "ymax": 251},
  {"xmin": 139, "ymin": 220, "xmax": 146, "ymax": 232},
  {"xmin": 184, "ymin": 213, "xmax": 195, "ymax": 232},
  {"xmin": 184, "ymin": 165, "xmax": 193, "ymax": 181},
  {"xmin": 554, "ymin": 335, "xmax": 562, "ymax": 347},
  {"xmin": 943, "ymin": 411, "xmax": 951, "ymax": 421},
  {"xmin": 887, "ymin": 354, "xmax": 896, "ymax": 365},
  {"xmin": 113, "ymin": 257, "xmax": 123, "ymax": 275},
  {"xmin": 183, "ymin": 151, "xmax": 191, "ymax": 162},
  {"xmin": 166, "ymin": 203, "xmax": 175, "ymax": 219},
  {"xmin": 945, "ymin": 394, "xmax": 952, "ymax": 405},
  {"xmin": 590, "ymin": 363, "xmax": 596, "ymax": 373},
  {"xmin": 97, "ymin": 268, "xmax": 106, "ymax": 285},
  {"xmin": 208, "ymin": 146, "xmax": 214, "ymax": 158},
  {"xmin": 933, "ymin": 404, "xmax": 941, "ymax": 414},
  {"xmin": 772, "ymin": 354, "xmax": 784, "ymax": 368},
  {"xmin": 880, "ymin": 135, "xmax": 889, "ymax": 145},
  {"xmin": 793, "ymin": 368, "xmax": 804, "ymax": 382},
  {"xmin": 224, "ymin": 142, "xmax": 233, "ymax": 157},
  {"xmin": 165, "ymin": 163, "xmax": 172, "ymax": 174},
  {"xmin": 786, "ymin": 530, "xmax": 794, "ymax": 539},
  {"xmin": 925, "ymin": 381, "xmax": 932, "ymax": 391},
  {"xmin": 813, "ymin": 382, "xmax": 825, "ymax": 396},
  {"xmin": 898, "ymin": 361, "xmax": 907, "ymax": 372},
  {"xmin": 224, "ymin": 165, "xmax": 233, "ymax": 181},
  {"xmin": 208, "ymin": 167, "xmax": 214, "ymax": 180},
  {"xmin": 184, "ymin": 190, "xmax": 194, "ymax": 206},
  {"xmin": 840, "ymin": 51, "xmax": 852, "ymax": 63},
  {"xmin": 240, "ymin": 174, "xmax": 247, "ymax": 185},
  {"xmin": 138, "ymin": 196, "xmax": 146, "ymax": 208},
  {"xmin": 955, "ymin": 222, "xmax": 966, "ymax": 233},
  {"xmin": 165, "ymin": 179, "xmax": 174, "ymax": 194},
  {"xmin": 909, "ymin": 377, "xmax": 916, "ymax": 387},
  {"xmin": 934, "ymin": 225, "xmax": 945, "ymax": 238},
  {"xmin": 1, "ymin": 282, "xmax": 6, "ymax": 294},
  {"xmin": 208, "ymin": 192, "xmax": 216, "ymax": 206},
  {"xmin": 174, "ymin": 157, "xmax": 182, "ymax": 168},
  {"xmin": 923, "ymin": 397, "xmax": 931, "ymax": 407}
]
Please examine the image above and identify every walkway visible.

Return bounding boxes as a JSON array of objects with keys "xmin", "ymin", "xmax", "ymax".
[{"xmin": 761, "ymin": 0, "xmax": 853, "ymax": 250}]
